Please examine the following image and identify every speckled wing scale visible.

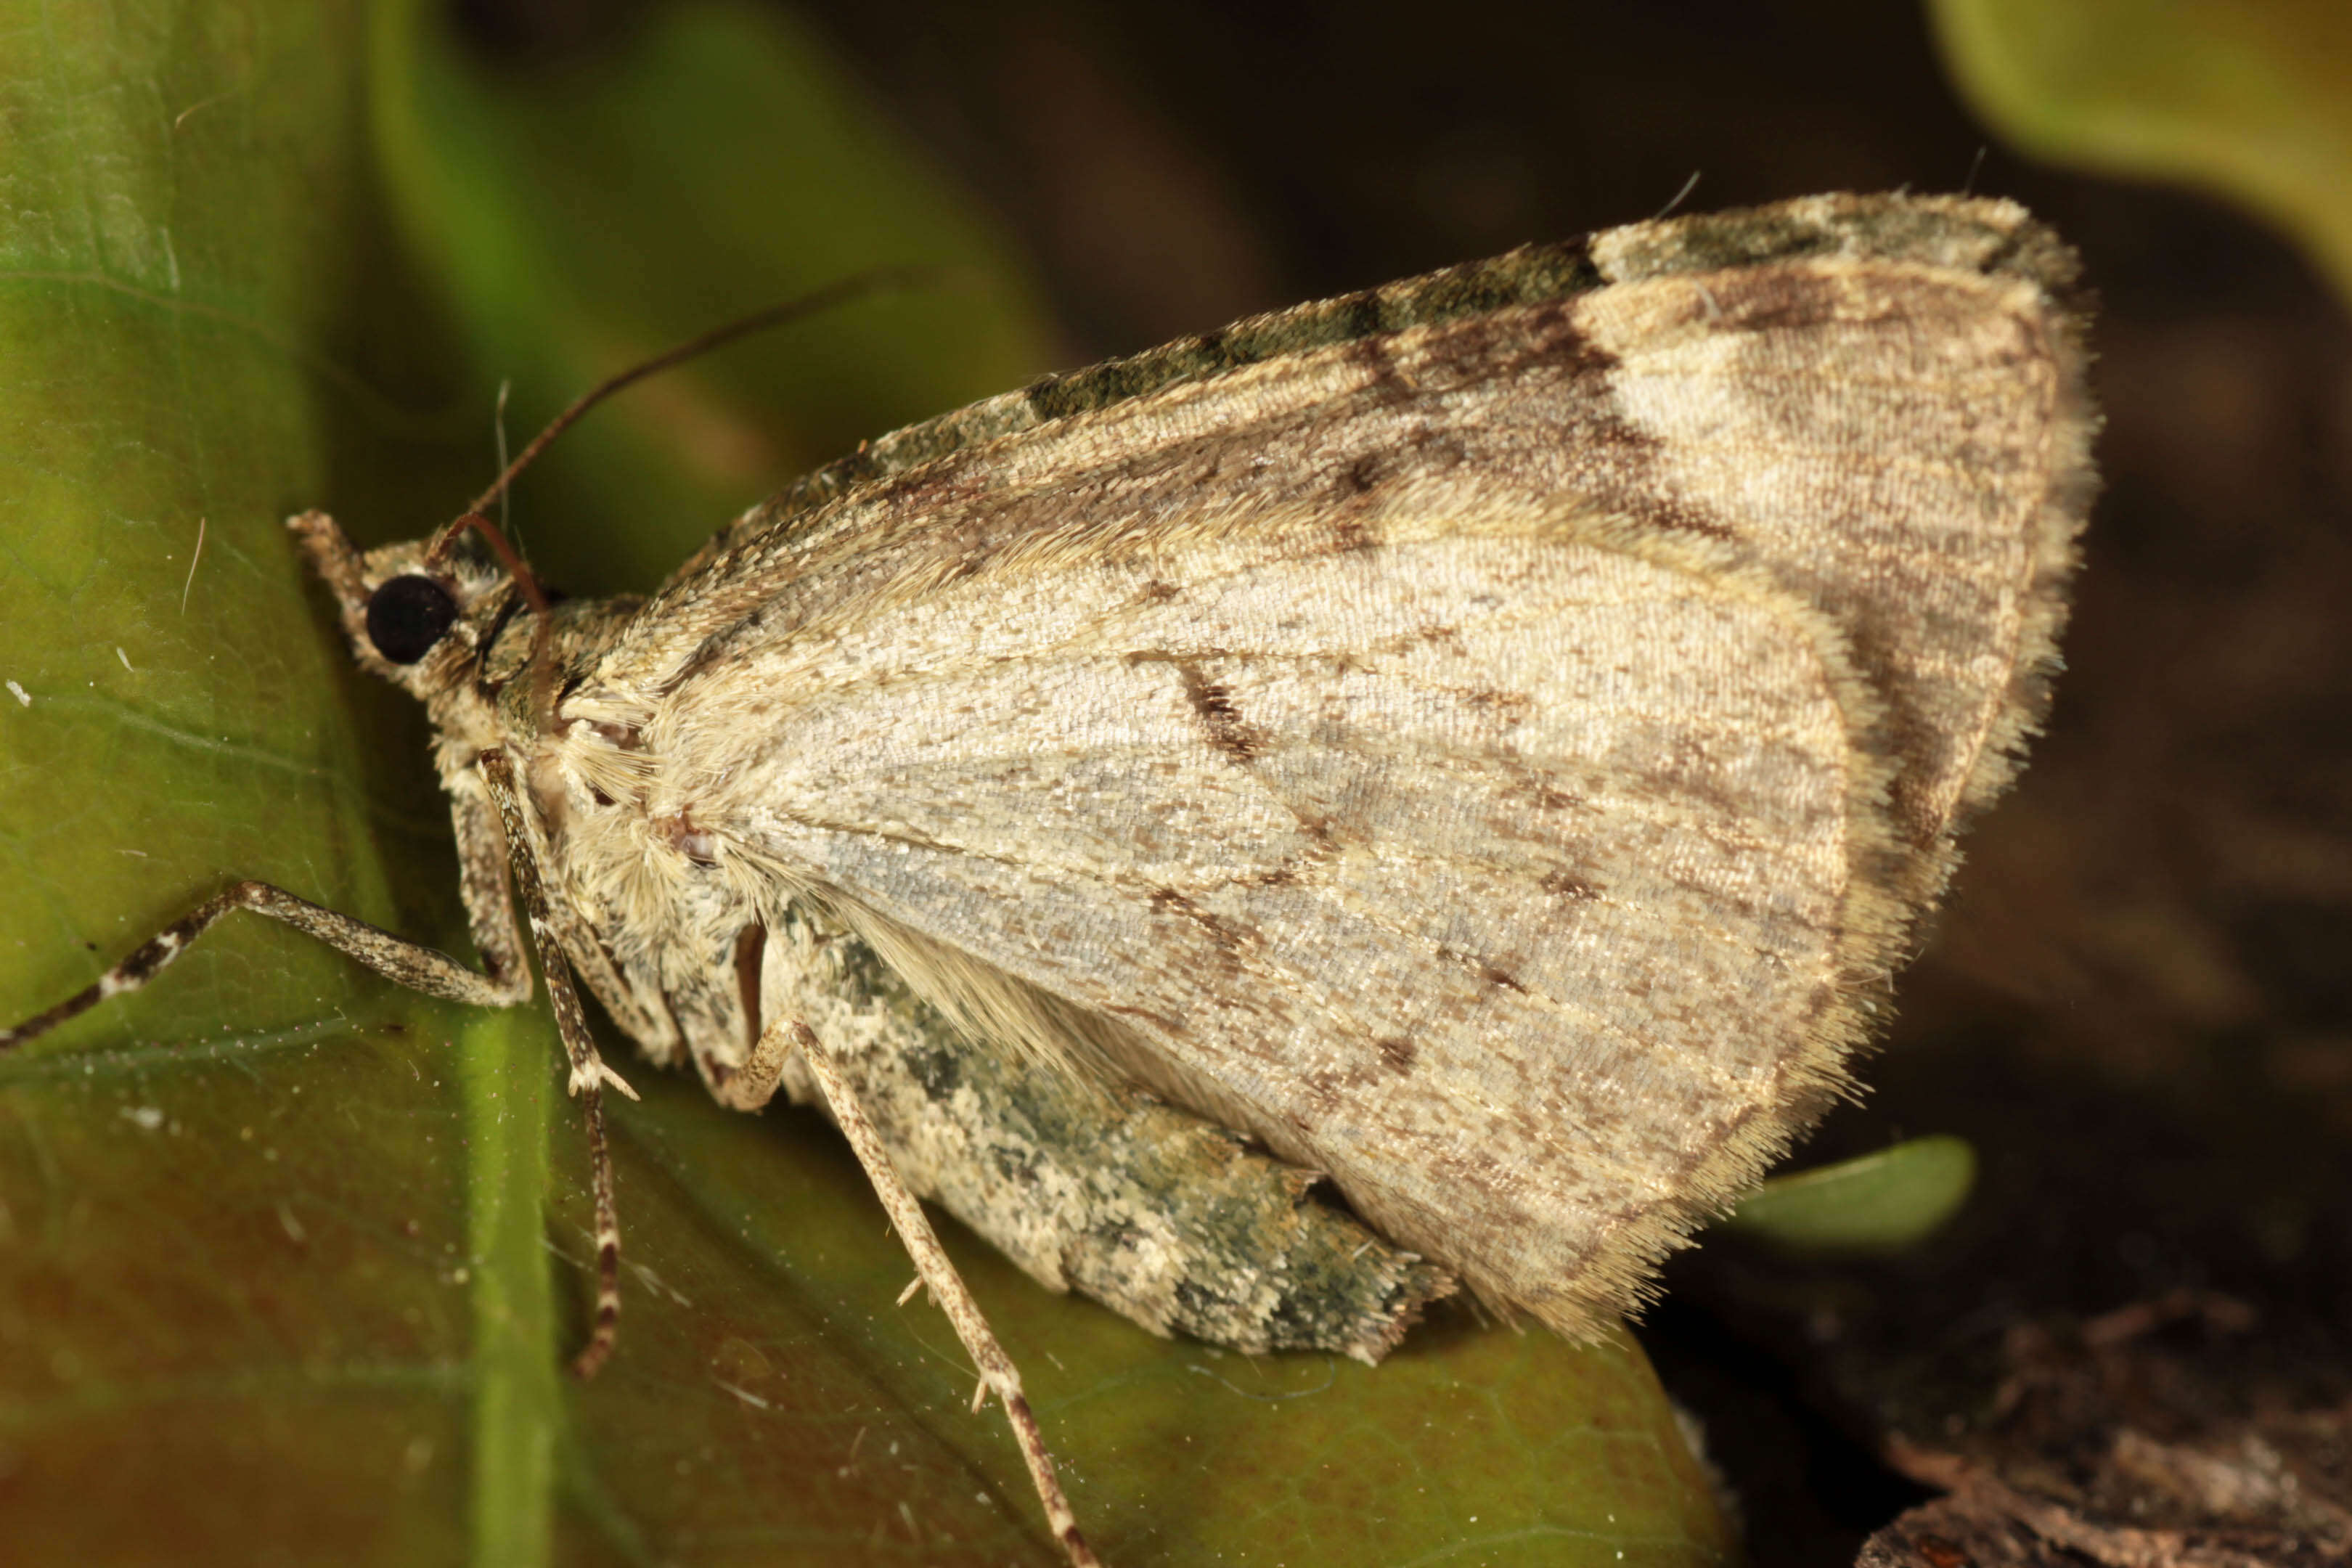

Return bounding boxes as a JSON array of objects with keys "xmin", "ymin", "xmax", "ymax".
[{"xmin": 3, "ymin": 193, "xmax": 2096, "ymax": 1564}]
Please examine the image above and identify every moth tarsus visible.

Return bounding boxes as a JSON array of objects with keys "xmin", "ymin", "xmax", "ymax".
[
  {"xmin": 564, "ymin": 1074, "xmax": 624, "ymax": 1383},
  {"xmin": 12, "ymin": 192, "xmax": 2096, "ymax": 1564}
]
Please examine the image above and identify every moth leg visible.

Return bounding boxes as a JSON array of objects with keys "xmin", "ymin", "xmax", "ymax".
[
  {"xmin": 0, "ymin": 880, "xmax": 529, "ymax": 1048},
  {"xmin": 475, "ymin": 751, "xmax": 637, "ymax": 1378},
  {"xmin": 3, "ymin": 759, "xmax": 539, "ymax": 1051},
  {"xmin": 516, "ymin": 924, "xmax": 627, "ymax": 1380},
  {"xmin": 786, "ymin": 1019, "xmax": 1099, "ymax": 1568},
  {"xmin": 706, "ymin": 1002, "xmax": 798, "ymax": 1113}
]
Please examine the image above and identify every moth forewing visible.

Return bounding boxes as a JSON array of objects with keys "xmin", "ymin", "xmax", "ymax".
[
  {"xmin": 585, "ymin": 193, "xmax": 2090, "ymax": 1342},
  {"xmin": 647, "ymin": 501, "xmax": 1908, "ymax": 1336},
  {"xmin": 5, "ymin": 192, "xmax": 2094, "ymax": 1565}
]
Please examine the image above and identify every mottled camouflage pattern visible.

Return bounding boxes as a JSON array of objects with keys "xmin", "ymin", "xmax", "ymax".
[{"xmin": 764, "ymin": 901, "xmax": 1449, "ymax": 1359}]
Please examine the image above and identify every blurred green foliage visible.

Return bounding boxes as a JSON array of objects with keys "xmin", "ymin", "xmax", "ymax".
[
  {"xmin": 1721, "ymin": 1137, "xmax": 1978, "ymax": 1255},
  {"xmin": 1933, "ymin": 0, "xmax": 2352, "ymax": 303}
]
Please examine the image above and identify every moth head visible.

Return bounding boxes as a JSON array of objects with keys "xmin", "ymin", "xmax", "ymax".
[{"xmin": 287, "ymin": 511, "xmax": 545, "ymax": 701}]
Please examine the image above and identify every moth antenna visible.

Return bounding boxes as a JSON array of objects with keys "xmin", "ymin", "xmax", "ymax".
[
  {"xmin": 424, "ymin": 262, "xmax": 945, "ymax": 569},
  {"xmin": 417, "ymin": 265, "xmax": 947, "ymax": 725},
  {"xmin": 491, "ymin": 377, "xmax": 516, "ymax": 547}
]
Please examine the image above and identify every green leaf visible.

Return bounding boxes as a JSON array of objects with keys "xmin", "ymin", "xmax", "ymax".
[
  {"xmin": 0, "ymin": 2, "xmax": 1734, "ymax": 1563},
  {"xmin": 1930, "ymin": 0, "xmax": 2352, "ymax": 304},
  {"xmin": 1718, "ymin": 1135, "xmax": 1977, "ymax": 1254}
]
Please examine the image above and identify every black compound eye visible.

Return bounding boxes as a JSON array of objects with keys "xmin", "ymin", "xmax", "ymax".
[{"xmin": 364, "ymin": 575, "xmax": 460, "ymax": 664}]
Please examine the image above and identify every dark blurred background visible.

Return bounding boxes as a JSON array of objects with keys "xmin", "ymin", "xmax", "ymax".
[{"xmin": 458, "ymin": 2, "xmax": 2352, "ymax": 1559}]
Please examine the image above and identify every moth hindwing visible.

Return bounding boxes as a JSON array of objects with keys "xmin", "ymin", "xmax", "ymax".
[{"xmin": 7, "ymin": 191, "xmax": 2095, "ymax": 1564}]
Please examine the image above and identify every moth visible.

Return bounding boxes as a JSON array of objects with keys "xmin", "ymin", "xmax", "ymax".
[{"xmin": 5, "ymin": 192, "xmax": 2094, "ymax": 1562}]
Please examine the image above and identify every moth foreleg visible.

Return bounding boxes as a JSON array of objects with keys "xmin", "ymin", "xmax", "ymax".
[
  {"xmin": 788, "ymin": 1018, "xmax": 1100, "ymax": 1568},
  {"xmin": 0, "ymin": 879, "xmax": 529, "ymax": 1048},
  {"xmin": 4, "ymin": 742, "xmax": 550, "ymax": 1052}
]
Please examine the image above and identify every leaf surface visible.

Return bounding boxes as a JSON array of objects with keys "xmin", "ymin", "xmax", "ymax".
[{"xmin": 0, "ymin": 4, "xmax": 1735, "ymax": 1563}]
